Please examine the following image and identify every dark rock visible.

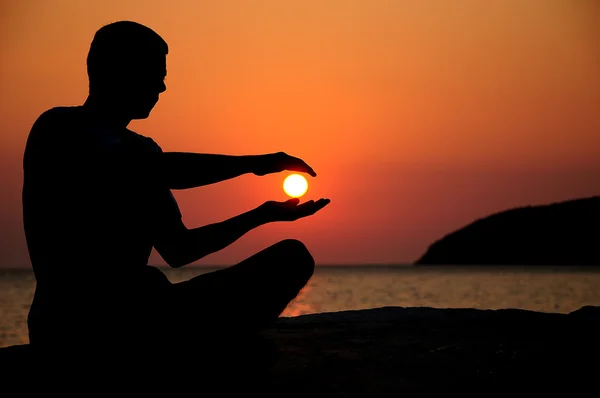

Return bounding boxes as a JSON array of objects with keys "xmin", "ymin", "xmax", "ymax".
[
  {"xmin": 415, "ymin": 196, "xmax": 600, "ymax": 266},
  {"xmin": 568, "ymin": 305, "xmax": 600, "ymax": 319},
  {"xmin": 1, "ymin": 306, "xmax": 598, "ymax": 396}
]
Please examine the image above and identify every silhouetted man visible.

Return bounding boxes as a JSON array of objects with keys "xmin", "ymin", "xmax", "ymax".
[{"xmin": 22, "ymin": 21, "xmax": 329, "ymax": 368}]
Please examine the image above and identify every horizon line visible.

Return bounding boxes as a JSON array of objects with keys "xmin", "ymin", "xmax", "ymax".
[{"xmin": 0, "ymin": 263, "xmax": 415, "ymax": 271}]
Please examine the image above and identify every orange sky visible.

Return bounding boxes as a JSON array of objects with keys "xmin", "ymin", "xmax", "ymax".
[{"xmin": 0, "ymin": 0, "xmax": 599, "ymax": 266}]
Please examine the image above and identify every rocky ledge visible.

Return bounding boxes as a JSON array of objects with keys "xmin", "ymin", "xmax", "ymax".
[
  {"xmin": 265, "ymin": 305, "xmax": 600, "ymax": 396},
  {"xmin": 1, "ymin": 306, "xmax": 599, "ymax": 396}
]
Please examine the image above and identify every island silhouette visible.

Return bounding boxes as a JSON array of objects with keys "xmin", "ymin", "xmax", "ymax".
[{"xmin": 415, "ymin": 196, "xmax": 600, "ymax": 266}]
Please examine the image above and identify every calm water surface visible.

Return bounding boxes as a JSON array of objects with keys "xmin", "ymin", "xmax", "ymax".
[{"xmin": 2, "ymin": 265, "xmax": 600, "ymax": 348}]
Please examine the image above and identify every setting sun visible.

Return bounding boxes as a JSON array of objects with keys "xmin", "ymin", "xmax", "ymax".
[{"xmin": 283, "ymin": 174, "xmax": 308, "ymax": 198}]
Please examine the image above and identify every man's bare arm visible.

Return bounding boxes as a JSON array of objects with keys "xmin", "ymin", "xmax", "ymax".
[
  {"xmin": 159, "ymin": 151, "xmax": 317, "ymax": 190},
  {"xmin": 159, "ymin": 152, "xmax": 259, "ymax": 190},
  {"xmin": 155, "ymin": 206, "xmax": 264, "ymax": 268},
  {"xmin": 154, "ymin": 198, "xmax": 330, "ymax": 268}
]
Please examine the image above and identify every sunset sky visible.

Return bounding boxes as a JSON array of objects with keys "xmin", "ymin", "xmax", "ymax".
[{"xmin": 0, "ymin": 0, "xmax": 598, "ymax": 267}]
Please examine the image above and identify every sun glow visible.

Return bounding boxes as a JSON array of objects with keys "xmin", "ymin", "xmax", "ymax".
[{"xmin": 283, "ymin": 174, "xmax": 308, "ymax": 198}]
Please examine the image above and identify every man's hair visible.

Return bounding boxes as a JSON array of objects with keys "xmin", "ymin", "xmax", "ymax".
[{"xmin": 87, "ymin": 21, "xmax": 168, "ymax": 92}]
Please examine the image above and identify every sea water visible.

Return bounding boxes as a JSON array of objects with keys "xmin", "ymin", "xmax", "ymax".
[{"xmin": 2, "ymin": 265, "xmax": 600, "ymax": 348}]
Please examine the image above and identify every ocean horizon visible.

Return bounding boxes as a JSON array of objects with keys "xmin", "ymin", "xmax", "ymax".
[{"xmin": 2, "ymin": 264, "xmax": 600, "ymax": 348}]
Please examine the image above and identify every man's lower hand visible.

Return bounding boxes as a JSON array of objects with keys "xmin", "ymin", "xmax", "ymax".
[{"xmin": 256, "ymin": 198, "xmax": 330, "ymax": 223}]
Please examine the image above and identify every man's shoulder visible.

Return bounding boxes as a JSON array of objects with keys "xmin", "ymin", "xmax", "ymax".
[
  {"xmin": 23, "ymin": 107, "xmax": 83, "ymax": 170},
  {"xmin": 32, "ymin": 106, "xmax": 81, "ymax": 128},
  {"xmin": 124, "ymin": 129, "xmax": 162, "ymax": 153},
  {"xmin": 26, "ymin": 106, "xmax": 80, "ymax": 148},
  {"xmin": 28, "ymin": 106, "xmax": 82, "ymax": 141},
  {"xmin": 42, "ymin": 105, "xmax": 79, "ymax": 116}
]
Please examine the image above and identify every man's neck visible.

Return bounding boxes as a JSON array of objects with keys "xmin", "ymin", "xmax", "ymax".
[{"xmin": 82, "ymin": 95, "xmax": 132, "ymax": 130}]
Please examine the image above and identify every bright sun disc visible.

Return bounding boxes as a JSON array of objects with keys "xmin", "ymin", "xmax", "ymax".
[{"xmin": 283, "ymin": 174, "xmax": 308, "ymax": 198}]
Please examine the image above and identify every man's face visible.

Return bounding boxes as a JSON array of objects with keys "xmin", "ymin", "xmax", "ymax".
[{"xmin": 121, "ymin": 53, "xmax": 167, "ymax": 119}]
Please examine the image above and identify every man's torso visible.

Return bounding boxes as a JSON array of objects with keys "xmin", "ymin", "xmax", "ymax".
[{"xmin": 23, "ymin": 106, "xmax": 178, "ymax": 343}]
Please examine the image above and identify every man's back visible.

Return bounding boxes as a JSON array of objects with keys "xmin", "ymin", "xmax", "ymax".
[{"xmin": 23, "ymin": 106, "xmax": 177, "ymax": 347}]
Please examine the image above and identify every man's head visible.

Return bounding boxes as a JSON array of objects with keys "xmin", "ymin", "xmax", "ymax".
[{"xmin": 87, "ymin": 21, "xmax": 168, "ymax": 119}]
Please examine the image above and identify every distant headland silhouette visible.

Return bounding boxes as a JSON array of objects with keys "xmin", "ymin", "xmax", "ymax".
[{"xmin": 415, "ymin": 196, "xmax": 600, "ymax": 266}]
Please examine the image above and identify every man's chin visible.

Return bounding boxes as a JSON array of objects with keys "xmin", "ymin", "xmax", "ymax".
[{"xmin": 131, "ymin": 110, "xmax": 152, "ymax": 120}]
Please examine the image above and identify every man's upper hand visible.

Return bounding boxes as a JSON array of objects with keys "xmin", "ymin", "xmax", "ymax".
[{"xmin": 252, "ymin": 152, "xmax": 317, "ymax": 177}]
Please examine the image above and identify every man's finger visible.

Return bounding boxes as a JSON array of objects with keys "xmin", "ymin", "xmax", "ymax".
[
  {"xmin": 289, "ymin": 157, "xmax": 316, "ymax": 177},
  {"xmin": 292, "ymin": 198, "xmax": 330, "ymax": 219},
  {"xmin": 313, "ymin": 199, "xmax": 331, "ymax": 212},
  {"xmin": 297, "ymin": 200, "xmax": 315, "ymax": 209},
  {"xmin": 301, "ymin": 161, "xmax": 317, "ymax": 177},
  {"xmin": 289, "ymin": 165, "xmax": 316, "ymax": 177},
  {"xmin": 294, "ymin": 200, "xmax": 314, "ymax": 215}
]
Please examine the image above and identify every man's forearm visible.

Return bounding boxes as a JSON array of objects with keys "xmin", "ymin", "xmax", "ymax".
[
  {"xmin": 172, "ymin": 208, "xmax": 266, "ymax": 267},
  {"xmin": 161, "ymin": 152, "xmax": 259, "ymax": 189}
]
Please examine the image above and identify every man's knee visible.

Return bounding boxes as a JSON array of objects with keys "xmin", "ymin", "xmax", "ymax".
[{"xmin": 273, "ymin": 239, "xmax": 315, "ymax": 285}]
